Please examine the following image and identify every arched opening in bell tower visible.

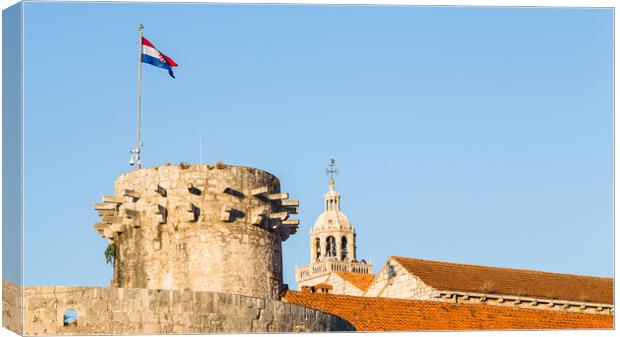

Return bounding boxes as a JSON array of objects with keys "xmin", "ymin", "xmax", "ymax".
[
  {"xmin": 341, "ymin": 236, "xmax": 348, "ymax": 261},
  {"xmin": 315, "ymin": 238, "xmax": 321, "ymax": 261},
  {"xmin": 326, "ymin": 236, "xmax": 336, "ymax": 258}
]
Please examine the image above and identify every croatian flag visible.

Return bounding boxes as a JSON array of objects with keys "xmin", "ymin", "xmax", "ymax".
[{"xmin": 141, "ymin": 37, "xmax": 178, "ymax": 78}]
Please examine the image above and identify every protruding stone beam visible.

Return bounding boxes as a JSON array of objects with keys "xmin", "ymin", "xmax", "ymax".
[
  {"xmin": 156, "ymin": 204, "xmax": 168, "ymax": 224},
  {"xmin": 97, "ymin": 209, "xmax": 116, "ymax": 217},
  {"xmin": 124, "ymin": 189, "xmax": 140, "ymax": 200},
  {"xmin": 280, "ymin": 199, "xmax": 299, "ymax": 207},
  {"xmin": 155, "ymin": 184, "xmax": 167, "ymax": 197},
  {"xmin": 250, "ymin": 186, "xmax": 269, "ymax": 196},
  {"xmin": 94, "ymin": 222, "xmax": 106, "ymax": 234},
  {"xmin": 187, "ymin": 183, "xmax": 201, "ymax": 195},
  {"xmin": 250, "ymin": 206, "xmax": 267, "ymax": 226},
  {"xmin": 103, "ymin": 229, "xmax": 114, "ymax": 239},
  {"xmin": 266, "ymin": 193, "xmax": 289, "ymax": 201},
  {"xmin": 111, "ymin": 223, "xmax": 124, "ymax": 233},
  {"xmin": 221, "ymin": 205, "xmax": 232, "ymax": 222},
  {"xmin": 269, "ymin": 212, "xmax": 289, "ymax": 221},
  {"xmin": 251, "ymin": 214, "xmax": 266, "ymax": 226},
  {"xmin": 102, "ymin": 216, "xmax": 122, "ymax": 224},
  {"xmin": 95, "ymin": 203, "xmax": 117, "ymax": 211},
  {"xmin": 281, "ymin": 219, "xmax": 300, "ymax": 226},
  {"xmin": 102, "ymin": 195, "xmax": 124, "ymax": 204},
  {"xmin": 186, "ymin": 203, "xmax": 199, "ymax": 222}
]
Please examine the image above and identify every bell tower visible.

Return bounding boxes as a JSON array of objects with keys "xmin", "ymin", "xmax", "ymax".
[{"xmin": 295, "ymin": 159, "xmax": 372, "ymax": 290}]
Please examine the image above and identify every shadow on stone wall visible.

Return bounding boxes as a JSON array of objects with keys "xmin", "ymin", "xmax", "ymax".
[{"xmin": 2, "ymin": 281, "xmax": 354, "ymax": 336}]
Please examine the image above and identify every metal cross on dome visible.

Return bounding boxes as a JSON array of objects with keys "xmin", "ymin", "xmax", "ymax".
[{"xmin": 325, "ymin": 159, "xmax": 339, "ymax": 180}]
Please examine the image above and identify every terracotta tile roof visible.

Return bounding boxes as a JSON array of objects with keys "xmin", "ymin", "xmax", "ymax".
[
  {"xmin": 283, "ymin": 291, "xmax": 613, "ymax": 331},
  {"xmin": 392, "ymin": 256, "xmax": 613, "ymax": 304},
  {"xmin": 334, "ymin": 271, "xmax": 375, "ymax": 291}
]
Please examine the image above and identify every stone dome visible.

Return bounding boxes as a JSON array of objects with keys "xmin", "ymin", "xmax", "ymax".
[
  {"xmin": 310, "ymin": 180, "xmax": 355, "ymax": 234},
  {"xmin": 312, "ymin": 209, "xmax": 353, "ymax": 233}
]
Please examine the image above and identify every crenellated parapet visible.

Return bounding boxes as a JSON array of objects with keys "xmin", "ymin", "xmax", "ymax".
[{"xmin": 93, "ymin": 163, "xmax": 300, "ymax": 300}]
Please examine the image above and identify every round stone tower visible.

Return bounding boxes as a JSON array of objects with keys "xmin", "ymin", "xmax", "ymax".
[{"xmin": 93, "ymin": 163, "xmax": 300, "ymax": 300}]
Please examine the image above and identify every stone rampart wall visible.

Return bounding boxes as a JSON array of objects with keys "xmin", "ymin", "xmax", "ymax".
[
  {"xmin": 2, "ymin": 282, "xmax": 354, "ymax": 336},
  {"xmin": 2, "ymin": 281, "xmax": 23, "ymax": 335}
]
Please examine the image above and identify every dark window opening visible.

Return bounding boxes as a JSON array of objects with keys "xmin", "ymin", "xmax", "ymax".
[
  {"xmin": 326, "ymin": 236, "xmax": 336, "ymax": 257},
  {"xmin": 315, "ymin": 238, "xmax": 321, "ymax": 260}
]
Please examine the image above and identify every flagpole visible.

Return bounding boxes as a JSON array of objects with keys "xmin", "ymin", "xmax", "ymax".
[{"xmin": 136, "ymin": 24, "xmax": 144, "ymax": 169}]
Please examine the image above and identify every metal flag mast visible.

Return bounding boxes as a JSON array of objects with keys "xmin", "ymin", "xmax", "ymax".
[{"xmin": 130, "ymin": 24, "xmax": 144, "ymax": 168}]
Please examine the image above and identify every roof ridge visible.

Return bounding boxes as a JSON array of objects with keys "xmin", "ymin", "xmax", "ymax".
[{"xmin": 390, "ymin": 256, "xmax": 612, "ymax": 280}]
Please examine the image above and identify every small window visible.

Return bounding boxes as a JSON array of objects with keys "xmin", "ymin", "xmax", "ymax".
[
  {"xmin": 388, "ymin": 264, "xmax": 397, "ymax": 278},
  {"xmin": 63, "ymin": 309, "xmax": 78, "ymax": 327},
  {"xmin": 341, "ymin": 236, "xmax": 348, "ymax": 260}
]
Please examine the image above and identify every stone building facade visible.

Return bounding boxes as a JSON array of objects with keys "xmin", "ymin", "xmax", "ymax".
[{"xmin": 364, "ymin": 256, "xmax": 614, "ymax": 315}]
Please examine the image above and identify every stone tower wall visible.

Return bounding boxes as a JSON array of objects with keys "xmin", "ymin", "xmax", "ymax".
[{"xmin": 94, "ymin": 164, "xmax": 300, "ymax": 300}]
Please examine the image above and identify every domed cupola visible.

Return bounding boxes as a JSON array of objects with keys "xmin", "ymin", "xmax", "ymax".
[{"xmin": 309, "ymin": 160, "xmax": 357, "ymax": 263}]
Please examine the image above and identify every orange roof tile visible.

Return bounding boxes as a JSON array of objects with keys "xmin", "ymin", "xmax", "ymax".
[
  {"xmin": 283, "ymin": 290, "xmax": 613, "ymax": 331},
  {"xmin": 392, "ymin": 256, "xmax": 613, "ymax": 304},
  {"xmin": 334, "ymin": 271, "xmax": 375, "ymax": 291}
]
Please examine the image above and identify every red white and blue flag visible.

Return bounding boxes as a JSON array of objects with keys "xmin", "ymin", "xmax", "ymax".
[{"xmin": 141, "ymin": 37, "xmax": 178, "ymax": 78}]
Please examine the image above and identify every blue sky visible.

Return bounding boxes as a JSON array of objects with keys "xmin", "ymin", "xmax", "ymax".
[{"xmin": 15, "ymin": 3, "xmax": 612, "ymax": 286}]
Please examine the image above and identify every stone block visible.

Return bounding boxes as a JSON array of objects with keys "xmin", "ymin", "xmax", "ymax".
[
  {"xmin": 103, "ymin": 195, "xmax": 125, "ymax": 204},
  {"xmin": 266, "ymin": 192, "xmax": 289, "ymax": 200},
  {"xmin": 280, "ymin": 199, "xmax": 299, "ymax": 207},
  {"xmin": 95, "ymin": 203, "xmax": 117, "ymax": 211}
]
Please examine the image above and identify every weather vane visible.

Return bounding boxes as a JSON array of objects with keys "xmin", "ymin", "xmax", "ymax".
[{"xmin": 325, "ymin": 159, "xmax": 339, "ymax": 181}]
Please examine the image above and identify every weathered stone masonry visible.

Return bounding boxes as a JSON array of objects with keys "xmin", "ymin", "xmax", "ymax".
[
  {"xmin": 3, "ymin": 164, "xmax": 356, "ymax": 335},
  {"xmin": 3, "ymin": 281, "xmax": 354, "ymax": 336},
  {"xmin": 94, "ymin": 164, "xmax": 299, "ymax": 300}
]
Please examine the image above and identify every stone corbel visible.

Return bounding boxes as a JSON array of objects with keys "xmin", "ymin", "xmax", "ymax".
[
  {"xmin": 250, "ymin": 186, "xmax": 269, "ymax": 196},
  {"xmin": 186, "ymin": 203, "xmax": 199, "ymax": 222},
  {"xmin": 221, "ymin": 205, "xmax": 232, "ymax": 222},
  {"xmin": 156, "ymin": 204, "xmax": 168, "ymax": 224},
  {"xmin": 266, "ymin": 192, "xmax": 289, "ymax": 201}
]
